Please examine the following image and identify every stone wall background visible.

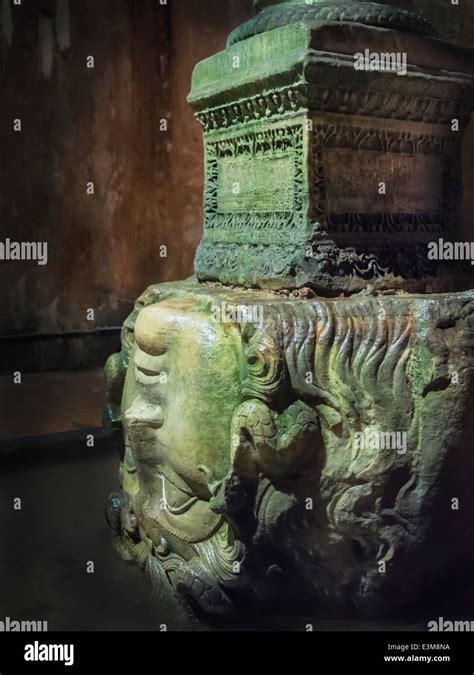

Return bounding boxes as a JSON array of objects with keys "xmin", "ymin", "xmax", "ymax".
[
  {"xmin": 0, "ymin": 0, "xmax": 472, "ymax": 369},
  {"xmin": 0, "ymin": 0, "xmax": 253, "ymax": 343}
]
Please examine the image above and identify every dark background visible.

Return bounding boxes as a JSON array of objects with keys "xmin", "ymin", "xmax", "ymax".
[
  {"xmin": 0, "ymin": 0, "xmax": 473, "ymax": 373},
  {"xmin": 0, "ymin": 0, "xmax": 253, "ymax": 372},
  {"xmin": 0, "ymin": 0, "xmax": 473, "ymax": 633}
]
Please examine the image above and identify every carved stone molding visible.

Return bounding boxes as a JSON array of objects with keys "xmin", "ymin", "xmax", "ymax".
[
  {"xmin": 195, "ymin": 112, "xmax": 464, "ymax": 291},
  {"xmin": 203, "ymin": 123, "xmax": 306, "ymax": 246},
  {"xmin": 188, "ymin": 15, "xmax": 474, "ymax": 292},
  {"xmin": 310, "ymin": 120, "xmax": 460, "ymax": 235},
  {"xmin": 229, "ymin": 1, "xmax": 436, "ymax": 46},
  {"xmin": 196, "ymin": 81, "xmax": 473, "ymax": 132}
]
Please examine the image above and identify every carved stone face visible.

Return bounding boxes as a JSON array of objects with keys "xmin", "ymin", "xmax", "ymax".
[
  {"xmin": 121, "ymin": 298, "xmax": 241, "ymax": 547},
  {"xmin": 108, "ymin": 284, "xmax": 474, "ymax": 617}
]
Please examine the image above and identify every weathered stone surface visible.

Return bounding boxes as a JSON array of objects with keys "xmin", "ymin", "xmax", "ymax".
[
  {"xmin": 189, "ymin": 19, "xmax": 474, "ymax": 293},
  {"xmin": 105, "ymin": 0, "xmax": 474, "ymax": 625},
  {"xmin": 232, "ymin": 0, "xmax": 437, "ymax": 45},
  {"xmin": 105, "ymin": 279, "xmax": 474, "ymax": 618}
]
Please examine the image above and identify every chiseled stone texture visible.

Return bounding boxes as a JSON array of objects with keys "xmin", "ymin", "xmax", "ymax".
[
  {"xmin": 105, "ymin": 279, "xmax": 474, "ymax": 618},
  {"xmin": 189, "ymin": 19, "xmax": 474, "ymax": 293}
]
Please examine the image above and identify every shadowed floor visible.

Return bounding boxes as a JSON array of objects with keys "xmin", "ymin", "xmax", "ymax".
[
  {"xmin": 1, "ymin": 442, "xmax": 473, "ymax": 632},
  {"xmin": 0, "ymin": 370, "xmax": 105, "ymax": 441},
  {"xmin": 0, "ymin": 446, "xmax": 174, "ymax": 631}
]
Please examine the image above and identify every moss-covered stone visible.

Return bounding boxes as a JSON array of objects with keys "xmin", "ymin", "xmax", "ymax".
[{"xmin": 106, "ymin": 280, "xmax": 474, "ymax": 617}]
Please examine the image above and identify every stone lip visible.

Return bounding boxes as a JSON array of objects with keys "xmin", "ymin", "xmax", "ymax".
[
  {"xmin": 231, "ymin": 1, "xmax": 436, "ymax": 46},
  {"xmin": 254, "ymin": 0, "xmax": 417, "ymax": 12},
  {"xmin": 189, "ymin": 23, "xmax": 474, "ymax": 124},
  {"xmin": 194, "ymin": 241, "xmax": 474, "ymax": 296},
  {"xmin": 123, "ymin": 274, "xmax": 474, "ymax": 308}
]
